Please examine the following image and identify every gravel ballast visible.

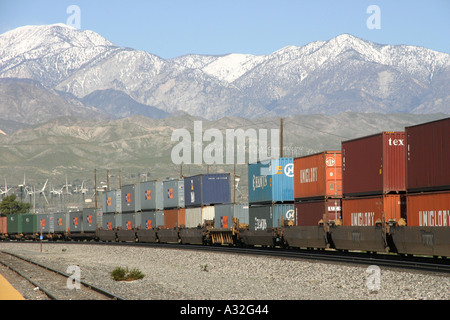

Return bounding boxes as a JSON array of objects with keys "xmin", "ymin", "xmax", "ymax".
[{"xmin": 0, "ymin": 242, "xmax": 448, "ymax": 300}]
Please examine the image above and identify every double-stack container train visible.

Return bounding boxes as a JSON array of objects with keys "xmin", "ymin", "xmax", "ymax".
[{"xmin": 1, "ymin": 118, "xmax": 449, "ymax": 258}]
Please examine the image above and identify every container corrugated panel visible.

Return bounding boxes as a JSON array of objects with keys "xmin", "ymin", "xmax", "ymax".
[
  {"xmin": 234, "ymin": 203, "xmax": 249, "ymax": 225},
  {"xmin": 405, "ymin": 191, "xmax": 450, "ymax": 227},
  {"xmin": 69, "ymin": 211, "xmax": 82, "ymax": 233},
  {"xmin": 185, "ymin": 207, "xmax": 202, "ymax": 228},
  {"xmin": 184, "ymin": 174, "xmax": 231, "ymax": 207},
  {"xmin": 342, "ymin": 132, "xmax": 406, "ymax": 196},
  {"xmin": 164, "ymin": 209, "xmax": 186, "ymax": 229},
  {"xmin": 342, "ymin": 195, "xmax": 406, "ymax": 226},
  {"xmin": 163, "ymin": 179, "xmax": 185, "ymax": 209},
  {"xmin": 121, "ymin": 184, "xmax": 141, "ymax": 213},
  {"xmin": 294, "ymin": 151, "xmax": 342, "ymax": 200},
  {"xmin": 82, "ymin": 208, "xmax": 97, "ymax": 232},
  {"xmin": 294, "ymin": 199, "xmax": 342, "ymax": 226},
  {"xmin": 249, "ymin": 204, "xmax": 294, "ymax": 230},
  {"xmin": 406, "ymin": 118, "xmax": 450, "ymax": 193},
  {"xmin": 248, "ymin": 158, "xmax": 294, "ymax": 204},
  {"xmin": 140, "ymin": 181, "xmax": 164, "ymax": 211}
]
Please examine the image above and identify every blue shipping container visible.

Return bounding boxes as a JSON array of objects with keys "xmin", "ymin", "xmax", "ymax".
[
  {"xmin": 184, "ymin": 173, "xmax": 231, "ymax": 207},
  {"xmin": 248, "ymin": 158, "xmax": 294, "ymax": 204}
]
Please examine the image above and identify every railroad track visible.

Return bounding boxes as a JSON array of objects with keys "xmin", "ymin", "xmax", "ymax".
[
  {"xmin": 0, "ymin": 250, "xmax": 125, "ymax": 300},
  {"xmin": 92, "ymin": 241, "xmax": 450, "ymax": 275}
]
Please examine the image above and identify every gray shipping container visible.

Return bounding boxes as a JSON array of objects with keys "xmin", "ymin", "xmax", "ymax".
[
  {"xmin": 82, "ymin": 208, "xmax": 97, "ymax": 232},
  {"xmin": 214, "ymin": 203, "xmax": 249, "ymax": 229},
  {"xmin": 102, "ymin": 213, "xmax": 116, "ymax": 230},
  {"xmin": 53, "ymin": 212, "xmax": 68, "ymax": 233},
  {"xmin": 135, "ymin": 211, "xmax": 157, "ymax": 229},
  {"xmin": 38, "ymin": 213, "xmax": 53, "ymax": 233},
  {"xmin": 120, "ymin": 213, "xmax": 135, "ymax": 230},
  {"xmin": 103, "ymin": 190, "xmax": 122, "ymax": 213},
  {"xmin": 69, "ymin": 211, "xmax": 82, "ymax": 233},
  {"xmin": 140, "ymin": 181, "xmax": 164, "ymax": 211},
  {"xmin": 163, "ymin": 179, "xmax": 185, "ymax": 209},
  {"xmin": 121, "ymin": 184, "xmax": 141, "ymax": 213},
  {"xmin": 249, "ymin": 204, "xmax": 294, "ymax": 231}
]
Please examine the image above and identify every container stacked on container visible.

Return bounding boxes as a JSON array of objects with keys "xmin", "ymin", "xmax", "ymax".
[
  {"xmin": 293, "ymin": 151, "xmax": 342, "ymax": 226},
  {"xmin": 341, "ymin": 132, "xmax": 407, "ymax": 226},
  {"xmin": 174, "ymin": 173, "xmax": 231, "ymax": 229},
  {"xmin": 247, "ymin": 158, "xmax": 295, "ymax": 231},
  {"xmin": 135, "ymin": 180, "xmax": 164, "ymax": 231},
  {"xmin": 404, "ymin": 118, "xmax": 450, "ymax": 227}
]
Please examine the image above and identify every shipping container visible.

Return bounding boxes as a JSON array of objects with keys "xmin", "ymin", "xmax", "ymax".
[
  {"xmin": 102, "ymin": 190, "xmax": 122, "ymax": 214},
  {"xmin": 7, "ymin": 214, "xmax": 21, "ymax": 234},
  {"xmin": 140, "ymin": 180, "xmax": 164, "ymax": 211},
  {"xmin": 214, "ymin": 203, "xmax": 250, "ymax": 229},
  {"xmin": 68, "ymin": 211, "xmax": 82, "ymax": 233},
  {"xmin": 249, "ymin": 204, "xmax": 294, "ymax": 231},
  {"xmin": 102, "ymin": 213, "xmax": 116, "ymax": 230},
  {"xmin": 185, "ymin": 206, "xmax": 215, "ymax": 228},
  {"xmin": 405, "ymin": 191, "xmax": 450, "ymax": 227},
  {"xmin": 164, "ymin": 208, "xmax": 186, "ymax": 229},
  {"xmin": 137, "ymin": 211, "xmax": 157, "ymax": 229},
  {"xmin": 184, "ymin": 174, "xmax": 231, "ymax": 207},
  {"xmin": 120, "ymin": 213, "xmax": 135, "ymax": 230},
  {"xmin": 294, "ymin": 199, "xmax": 342, "ymax": 226},
  {"xmin": 0, "ymin": 216, "xmax": 6, "ymax": 234},
  {"xmin": 342, "ymin": 132, "xmax": 406, "ymax": 196},
  {"xmin": 294, "ymin": 151, "xmax": 342, "ymax": 200},
  {"xmin": 342, "ymin": 195, "xmax": 406, "ymax": 226},
  {"xmin": 21, "ymin": 213, "xmax": 37, "ymax": 234},
  {"xmin": 163, "ymin": 179, "xmax": 185, "ymax": 209},
  {"xmin": 82, "ymin": 208, "xmax": 97, "ymax": 232},
  {"xmin": 53, "ymin": 212, "xmax": 68, "ymax": 233},
  {"xmin": 121, "ymin": 184, "xmax": 141, "ymax": 213},
  {"xmin": 248, "ymin": 158, "xmax": 294, "ymax": 204},
  {"xmin": 37, "ymin": 213, "xmax": 53, "ymax": 233},
  {"xmin": 406, "ymin": 118, "xmax": 450, "ymax": 193}
]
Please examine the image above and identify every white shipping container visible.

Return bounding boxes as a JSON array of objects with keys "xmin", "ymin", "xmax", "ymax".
[{"xmin": 185, "ymin": 206, "xmax": 215, "ymax": 228}]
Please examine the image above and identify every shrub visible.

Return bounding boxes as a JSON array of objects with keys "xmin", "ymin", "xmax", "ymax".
[{"xmin": 110, "ymin": 267, "xmax": 145, "ymax": 281}]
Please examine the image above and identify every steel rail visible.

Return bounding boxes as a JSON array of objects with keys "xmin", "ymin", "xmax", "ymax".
[{"xmin": 0, "ymin": 250, "xmax": 126, "ymax": 300}]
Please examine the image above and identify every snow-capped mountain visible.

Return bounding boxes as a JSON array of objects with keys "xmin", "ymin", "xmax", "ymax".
[{"xmin": 0, "ymin": 24, "xmax": 449, "ymax": 122}]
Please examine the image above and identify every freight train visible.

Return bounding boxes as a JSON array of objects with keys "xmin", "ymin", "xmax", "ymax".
[{"xmin": 1, "ymin": 118, "xmax": 449, "ymax": 258}]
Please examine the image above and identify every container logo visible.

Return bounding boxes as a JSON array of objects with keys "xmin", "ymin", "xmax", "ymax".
[
  {"xmin": 388, "ymin": 138, "xmax": 404, "ymax": 146},
  {"xmin": 168, "ymin": 188, "xmax": 174, "ymax": 199},
  {"xmin": 252, "ymin": 174, "xmax": 268, "ymax": 191},
  {"xmin": 87, "ymin": 215, "xmax": 93, "ymax": 224},
  {"xmin": 300, "ymin": 167, "xmax": 318, "ymax": 183},
  {"xmin": 146, "ymin": 220, "xmax": 152, "ymax": 229},
  {"xmin": 284, "ymin": 163, "xmax": 294, "ymax": 177},
  {"xmin": 107, "ymin": 222, "xmax": 112, "ymax": 230},
  {"xmin": 285, "ymin": 210, "xmax": 294, "ymax": 220},
  {"xmin": 145, "ymin": 190, "xmax": 152, "ymax": 200},
  {"xmin": 126, "ymin": 221, "xmax": 132, "ymax": 230},
  {"xmin": 326, "ymin": 157, "xmax": 336, "ymax": 167},
  {"xmin": 418, "ymin": 210, "xmax": 450, "ymax": 227},
  {"xmin": 58, "ymin": 218, "xmax": 63, "ymax": 226},
  {"xmin": 107, "ymin": 197, "xmax": 112, "ymax": 206},
  {"xmin": 351, "ymin": 212, "xmax": 375, "ymax": 226},
  {"xmin": 221, "ymin": 216, "xmax": 228, "ymax": 228},
  {"xmin": 73, "ymin": 217, "xmax": 78, "ymax": 226},
  {"xmin": 254, "ymin": 217, "xmax": 267, "ymax": 231},
  {"xmin": 126, "ymin": 193, "xmax": 131, "ymax": 203}
]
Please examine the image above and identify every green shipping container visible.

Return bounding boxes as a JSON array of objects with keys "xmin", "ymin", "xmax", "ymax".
[
  {"xmin": 21, "ymin": 213, "xmax": 38, "ymax": 234},
  {"xmin": 7, "ymin": 214, "xmax": 21, "ymax": 234}
]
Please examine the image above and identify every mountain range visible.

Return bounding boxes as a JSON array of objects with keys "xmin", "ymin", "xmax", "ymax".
[{"xmin": 0, "ymin": 23, "xmax": 449, "ymax": 126}]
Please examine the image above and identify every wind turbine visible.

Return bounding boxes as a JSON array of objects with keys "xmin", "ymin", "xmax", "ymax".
[
  {"xmin": 37, "ymin": 179, "xmax": 49, "ymax": 204},
  {"xmin": 0, "ymin": 179, "xmax": 11, "ymax": 198}
]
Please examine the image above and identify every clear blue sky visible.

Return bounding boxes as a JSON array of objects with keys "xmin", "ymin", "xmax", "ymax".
[{"xmin": 1, "ymin": 0, "xmax": 449, "ymax": 58}]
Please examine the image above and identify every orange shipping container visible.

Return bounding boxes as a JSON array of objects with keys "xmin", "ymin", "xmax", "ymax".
[
  {"xmin": 294, "ymin": 151, "xmax": 342, "ymax": 200},
  {"xmin": 164, "ymin": 209, "xmax": 186, "ymax": 229},
  {"xmin": 342, "ymin": 195, "xmax": 405, "ymax": 226},
  {"xmin": 0, "ymin": 216, "xmax": 6, "ymax": 234},
  {"xmin": 406, "ymin": 191, "xmax": 450, "ymax": 227}
]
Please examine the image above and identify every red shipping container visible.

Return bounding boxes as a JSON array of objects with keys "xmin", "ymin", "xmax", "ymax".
[
  {"xmin": 342, "ymin": 195, "xmax": 406, "ymax": 226},
  {"xmin": 406, "ymin": 191, "xmax": 450, "ymax": 227},
  {"xmin": 295, "ymin": 199, "xmax": 342, "ymax": 226},
  {"xmin": 294, "ymin": 151, "xmax": 342, "ymax": 200},
  {"xmin": 164, "ymin": 209, "xmax": 186, "ymax": 229},
  {"xmin": 406, "ymin": 118, "xmax": 450, "ymax": 193},
  {"xmin": 342, "ymin": 132, "xmax": 406, "ymax": 196}
]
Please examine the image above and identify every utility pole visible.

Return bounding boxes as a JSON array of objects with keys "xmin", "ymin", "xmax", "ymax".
[
  {"xmin": 94, "ymin": 168, "xmax": 97, "ymax": 210},
  {"xmin": 280, "ymin": 118, "xmax": 284, "ymax": 158},
  {"xmin": 106, "ymin": 169, "xmax": 110, "ymax": 191}
]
